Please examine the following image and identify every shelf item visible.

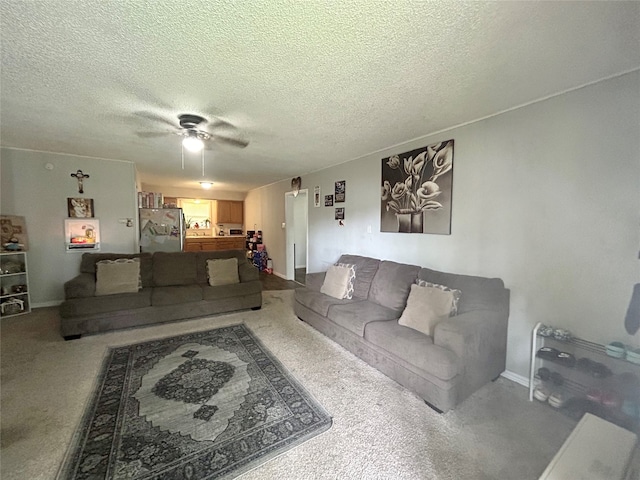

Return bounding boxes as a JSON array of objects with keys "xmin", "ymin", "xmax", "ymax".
[
  {"xmin": 530, "ymin": 322, "xmax": 640, "ymax": 433},
  {"xmin": 245, "ymin": 230, "xmax": 263, "ymax": 252},
  {"xmin": 0, "ymin": 252, "xmax": 31, "ymax": 318},
  {"xmin": 137, "ymin": 191, "xmax": 163, "ymax": 208}
]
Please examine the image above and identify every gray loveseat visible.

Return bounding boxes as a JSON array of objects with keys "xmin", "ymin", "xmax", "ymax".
[
  {"xmin": 60, "ymin": 250, "xmax": 262, "ymax": 340},
  {"xmin": 294, "ymin": 254, "xmax": 510, "ymax": 412}
]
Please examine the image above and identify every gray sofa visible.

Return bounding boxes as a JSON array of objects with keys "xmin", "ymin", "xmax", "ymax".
[
  {"xmin": 294, "ymin": 254, "xmax": 510, "ymax": 412},
  {"xmin": 60, "ymin": 250, "xmax": 262, "ymax": 340}
]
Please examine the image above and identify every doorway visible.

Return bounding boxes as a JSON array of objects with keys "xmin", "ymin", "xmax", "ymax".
[{"xmin": 285, "ymin": 190, "xmax": 308, "ymax": 284}]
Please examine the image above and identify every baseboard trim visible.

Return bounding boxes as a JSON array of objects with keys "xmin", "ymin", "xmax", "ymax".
[
  {"xmin": 501, "ymin": 370, "xmax": 529, "ymax": 388},
  {"xmin": 32, "ymin": 300, "xmax": 63, "ymax": 308},
  {"xmin": 273, "ymin": 271, "xmax": 287, "ymax": 280}
]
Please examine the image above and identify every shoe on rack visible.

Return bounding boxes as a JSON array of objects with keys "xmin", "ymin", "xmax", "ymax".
[
  {"xmin": 590, "ymin": 362, "xmax": 612, "ymax": 378},
  {"xmin": 534, "ymin": 385, "xmax": 551, "ymax": 402},
  {"xmin": 549, "ymin": 372, "xmax": 564, "ymax": 386},
  {"xmin": 556, "ymin": 352, "xmax": 576, "ymax": 367},
  {"xmin": 536, "ymin": 367, "xmax": 551, "ymax": 381},
  {"xmin": 548, "ymin": 390, "xmax": 567, "ymax": 408},
  {"xmin": 536, "ymin": 347, "xmax": 560, "ymax": 361}
]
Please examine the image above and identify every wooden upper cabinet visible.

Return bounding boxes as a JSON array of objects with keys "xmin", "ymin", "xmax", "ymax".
[{"xmin": 216, "ymin": 200, "xmax": 243, "ymax": 224}]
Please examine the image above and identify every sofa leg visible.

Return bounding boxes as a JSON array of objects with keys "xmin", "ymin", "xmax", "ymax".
[
  {"xmin": 63, "ymin": 334, "xmax": 81, "ymax": 341},
  {"xmin": 251, "ymin": 306, "xmax": 262, "ymax": 311},
  {"xmin": 424, "ymin": 400, "xmax": 443, "ymax": 414}
]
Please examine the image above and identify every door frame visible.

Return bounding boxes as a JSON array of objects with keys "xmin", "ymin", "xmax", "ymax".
[{"xmin": 284, "ymin": 189, "xmax": 308, "ymax": 282}]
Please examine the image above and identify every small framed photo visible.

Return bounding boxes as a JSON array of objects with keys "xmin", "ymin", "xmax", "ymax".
[
  {"xmin": 335, "ymin": 180, "xmax": 345, "ymax": 203},
  {"xmin": 324, "ymin": 195, "xmax": 334, "ymax": 207},
  {"xmin": 314, "ymin": 186, "xmax": 321, "ymax": 207},
  {"xmin": 67, "ymin": 198, "xmax": 94, "ymax": 218},
  {"xmin": 335, "ymin": 207, "xmax": 345, "ymax": 220}
]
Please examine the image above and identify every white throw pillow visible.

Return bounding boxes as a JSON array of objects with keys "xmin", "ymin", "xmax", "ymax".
[
  {"xmin": 398, "ymin": 284, "xmax": 456, "ymax": 336},
  {"xmin": 95, "ymin": 258, "xmax": 141, "ymax": 296},
  {"xmin": 320, "ymin": 265, "xmax": 351, "ymax": 299},
  {"xmin": 416, "ymin": 279, "xmax": 462, "ymax": 316},
  {"xmin": 335, "ymin": 262, "xmax": 356, "ymax": 299},
  {"xmin": 207, "ymin": 258, "xmax": 239, "ymax": 286}
]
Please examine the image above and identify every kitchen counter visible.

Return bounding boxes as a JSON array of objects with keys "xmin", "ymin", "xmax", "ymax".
[{"xmin": 184, "ymin": 236, "xmax": 245, "ymax": 252}]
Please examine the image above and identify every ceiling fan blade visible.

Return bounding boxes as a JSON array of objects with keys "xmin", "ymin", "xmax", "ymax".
[
  {"xmin": 135, "ymin": 130, "xmax": 173, "ymax": 138},
  {"xmin": 206, "ymin": 116, "xmax": 236, "ymax": 130},
  {"xmin": 134, "ymin": 111, "xmax": 177, "ymax": 128},
  {"xmin": 208, "ymin": 133, "xmax": 249, "ymax": 148}
]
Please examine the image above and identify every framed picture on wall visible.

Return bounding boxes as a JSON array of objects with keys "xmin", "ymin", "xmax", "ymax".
[
  {"xmin": 324, "ymin": 195, "xmax": 334, "ymax": 207},
  {"xmin": 67, "ymin": 198, "xmax": 94, "ymax": 218},
  {"xmin": 314, "ymin": 186, "xmax": 321, "ymax": 207},
  {"xmin": 335, "ymin": 207, "xmax": 345, "ymax": 220},
  {"xmin": 0, "ymin": 215, "xmax": 29, "ymax": 251},
  {"xmin": 335, "ymin": 180, "xmax": 345, "ymax": 203}
]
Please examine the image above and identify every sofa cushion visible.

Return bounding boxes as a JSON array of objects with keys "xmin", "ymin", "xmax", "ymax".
[
  {"xmin": 80, "ymin": 252, "xmax": 153, "ymax": 287},
  {"xmin": 95, "ymin": 258, "xmax": 141, "ymax": 296},
  {"xmin": 196, "ymin": 250, "xmax": 249, "ymax": 284},
  {"xmin": 368, "ymin": 260, "xmax": 420, "ymax": 311},
  {"xmin": 416, "ymin": 279, "xmax": 462, "ymax": 316},
  {"xmin": 327, "ymin": 301, "xmax": 399, "ymax": 337},
  {"xmin": 202, "ymin": 281, "xmax": 262, "ymax": 301},
  {"xmin": 295, "ymin": 288, "xmax": 360, "ymax": 317},
  {"xmin": 337, "ymin": 254, "xmax": 380, "ymax": 299},
  {"xmin": 207, "ymin": 258, "xmax": 239, "ymax": 286},
  {"xmin": 153, "ymin": 252, "xmax": 198, "ymax": 286},
  {"xmin": 398, "ymin": 284, "xmax": 457, "ymax": 336},
  {"xmin": 418, "ymin": 268, "xmax": 505, "ymax": 314},
  {"xmin": 151, "ymin": 285, "xmax": 202, "ymax": 306},
  {"xmin": 60, "ymin": 289, "xmax": 152, "ymax": 318},
  {"xmin": 364, "ymin": 319, "xmax": 459, "ymax": 381},
  {"xmin": 320, "ymin": 265, "xmax": 352, "ymax": 299}
]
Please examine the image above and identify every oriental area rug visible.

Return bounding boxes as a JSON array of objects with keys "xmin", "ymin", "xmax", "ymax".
[{"xmin": 57, "ymin": 324, "xmax": 332, "ymax": 479}]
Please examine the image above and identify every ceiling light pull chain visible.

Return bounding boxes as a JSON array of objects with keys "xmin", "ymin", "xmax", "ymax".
[{"xmin": 181, "ymin": 144, "xmax": 185, "ymax": 170}]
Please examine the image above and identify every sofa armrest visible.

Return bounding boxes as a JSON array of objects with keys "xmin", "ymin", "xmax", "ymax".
[
  {"xmin": 64, "ymin": 273, "xmax": 96, "ymax": 299},
  {"xmin": 433, "ymin": 307, "xmax": 509, "ymax": 400},
  {"xmin": 305, "ymin": 272, "xmax": 326, "ymax": 291},
  {"xmin": 239, "ymin": 260, "xmax": 259, "ymax": 283}
]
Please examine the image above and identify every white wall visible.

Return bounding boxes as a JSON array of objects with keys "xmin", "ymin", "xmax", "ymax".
[
  {"xmin": 0, "ymin": 149, "xmax": 138, "ymax": 305},
  {"xmin": 245, "ymin": 71, "xmax": 640, "ymax": 378}
]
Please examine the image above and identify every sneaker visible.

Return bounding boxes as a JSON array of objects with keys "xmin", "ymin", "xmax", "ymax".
[
  {"xmin": 549, "ymin": 390, "xmax": 567, "ymax": 408},
  {"xmin": 534, "ymin": 385, "xmax": 551, "ymax": 402}
]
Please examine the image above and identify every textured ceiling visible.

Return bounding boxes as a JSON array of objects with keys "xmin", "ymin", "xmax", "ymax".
[{"xmin": 1, "ymin": 1, "xmax": 639, "ymax": 192}]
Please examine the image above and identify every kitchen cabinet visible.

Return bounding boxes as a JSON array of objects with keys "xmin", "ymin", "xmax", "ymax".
[
  {"xmin": 184, "ymin": 237, "xmax": 245, "ymax": 252},
  {"xmin": 216, "ymin": 201, "xmax": 243, "ymax": 224}
]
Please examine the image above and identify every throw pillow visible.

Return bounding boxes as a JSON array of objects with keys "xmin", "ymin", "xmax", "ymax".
[
  {"xmin": 207, "ymin": 258, "xmax": 239, "ymax": 286},
  {"xmin": 416, "ymin": 279, "xmax": 462, "ymax": 316},
  {"xmin": 398, "ymin": 284, "xmax": 456, "ymax": 336},
  {"xmin": 95, "ymin": 258, "xmax": 141, "ymax": 296},
  {"xmin": 335, "ymin": 262, "xmax": 356, "ymax": 299},
  {"xmin": 320, "ymin": 265, "xmax": 351, "ymax": 299}
]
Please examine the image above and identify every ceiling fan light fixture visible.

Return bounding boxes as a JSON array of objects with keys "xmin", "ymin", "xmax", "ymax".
[
  {"xmin": 200, "ymin": 181, "xmax": 213, "ymax": 189},
  {"xmin": 182, "ymin": 134, "xmax": 204, "ymax": 153}
]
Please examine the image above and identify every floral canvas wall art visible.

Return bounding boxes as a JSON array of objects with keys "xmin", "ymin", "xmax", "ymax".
[{"xmin": 380, "ymin": 140, "xmax": 454, "ymax": 234}]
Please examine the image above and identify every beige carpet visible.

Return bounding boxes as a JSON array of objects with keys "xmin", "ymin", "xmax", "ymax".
[{"xmin": 1, "ymin": 290, "xmax": 576, "ymax": 480}]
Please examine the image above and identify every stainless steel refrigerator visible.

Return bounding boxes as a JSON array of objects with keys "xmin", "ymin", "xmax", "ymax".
[{"xmin": 139, "ymin": 208, "xmax": 185, "ymax": 252}]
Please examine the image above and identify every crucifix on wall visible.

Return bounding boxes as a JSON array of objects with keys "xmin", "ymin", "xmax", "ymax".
[{"xmin": 71, "ymin": 169, "xmax": 90, "ymax": 194}]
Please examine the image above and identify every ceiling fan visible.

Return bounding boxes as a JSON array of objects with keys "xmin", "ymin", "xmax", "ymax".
[{"xmin": 136, "ymin": 112, "xmax": 249, "ymax": 151}]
